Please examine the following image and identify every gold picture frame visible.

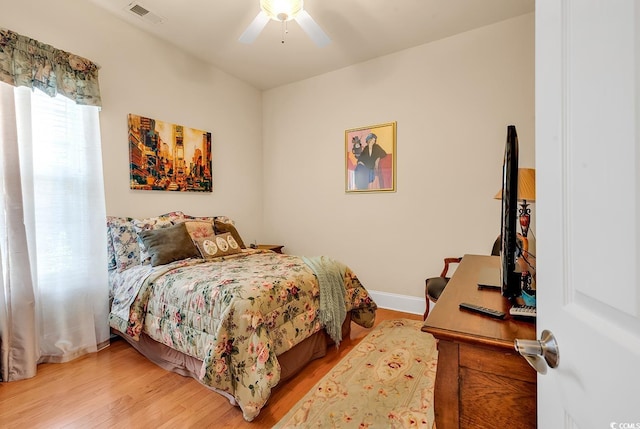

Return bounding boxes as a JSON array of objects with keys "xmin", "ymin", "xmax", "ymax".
[{"xmin": 345, "ymin": 121, "xmax": 396, "ymax": 192}]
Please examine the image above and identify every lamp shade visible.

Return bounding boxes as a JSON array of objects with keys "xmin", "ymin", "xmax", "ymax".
[{"xmin": 494, "ymin": 168, "xmax": 536, "ymax": 201}]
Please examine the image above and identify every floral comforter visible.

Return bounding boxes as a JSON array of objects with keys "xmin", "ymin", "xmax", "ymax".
[{"xmin": 108, "ymin": 249, "xmax": 377, "ymax": 421}]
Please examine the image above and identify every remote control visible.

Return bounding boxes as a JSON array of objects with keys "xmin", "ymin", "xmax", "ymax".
[
  {"xmin": 459, "ymin": 302, "xmax": 506, "ymax": 319},
  {"xmin": 509, "ymin": 305, "xmax": 537, "ymax": 319},
  {"xmin": 477, "ymin": 283, "xmax": 501, "ymax": 291}
]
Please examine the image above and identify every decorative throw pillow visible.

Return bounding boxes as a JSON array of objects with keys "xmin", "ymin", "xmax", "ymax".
[
  {"xmin": 194, "ymin": 232, "xmax": 242, "ymax": 260},
  {"xmin": 183, "ymin": 220, "xmax": 215, "ymax": 240},
  {"xmin": 133, "ymin": 212, "xmax": 185, "ymax": 263},
  {"xmin": 138, "ymin": 222, "xmax": 200, "ymax": 267},
  {"xmin": 214, "ymin": 219, "xmax": 246, "ymax": 249}
]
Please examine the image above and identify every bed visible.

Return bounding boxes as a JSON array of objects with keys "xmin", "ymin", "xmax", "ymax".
[{"xmin": 106, "ymin": 211, "xmax": 377, "ymax": 421}]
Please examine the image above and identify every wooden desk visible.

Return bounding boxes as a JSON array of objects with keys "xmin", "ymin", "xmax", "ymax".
[{"xmin": 422, "ymin": 254, "xmax": 537, "ymax": 429}]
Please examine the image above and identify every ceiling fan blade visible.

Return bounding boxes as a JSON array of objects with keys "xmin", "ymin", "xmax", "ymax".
[
  {"xmin": 294, "ymin": 10, "xmax": 330, "ymax": 47},
  {"xmin": 239, "ymin": 11, "xmax": 270, "ymax": 44}
]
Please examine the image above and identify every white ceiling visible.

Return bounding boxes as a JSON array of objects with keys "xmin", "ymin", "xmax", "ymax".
[{"xmin": 88, "ymin": 0, "xmax": 535, "ymax": 90}]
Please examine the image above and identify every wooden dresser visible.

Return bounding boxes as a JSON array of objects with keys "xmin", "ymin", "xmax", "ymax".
[{"xmin": 421, "ymin": 254, "xmax": 537, "ymax": 429}]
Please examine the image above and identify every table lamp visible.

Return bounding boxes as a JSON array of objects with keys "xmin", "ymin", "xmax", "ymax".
[{"xmin": 494, "ymin": 168, "xmax": 536, "ymax": 237}]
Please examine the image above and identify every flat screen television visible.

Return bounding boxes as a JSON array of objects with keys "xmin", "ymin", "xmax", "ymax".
[{"xmin": 500, "ymin": 125, "xmax": 521, "ymax": 298}]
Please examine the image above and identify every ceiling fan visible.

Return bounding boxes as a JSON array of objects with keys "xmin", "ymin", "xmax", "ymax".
[{"xmin": 239, "ymin": 0, "xmax": 330, "ymax": 47}]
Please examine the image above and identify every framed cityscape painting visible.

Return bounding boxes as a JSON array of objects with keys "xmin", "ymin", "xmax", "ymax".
[
  {"xmin": 128, "ymin": 113, "xmax": 212, "ymax": 192},
  {"xmin": 345, "ymin": 121, "xmax": 396, "ymax": 192}
]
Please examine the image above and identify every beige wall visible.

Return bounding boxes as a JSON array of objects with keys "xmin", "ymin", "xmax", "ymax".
[
  {"xmin": 261, "ymin": 13, "xmax": 535, "ymax": 309},
  {"xmin": 1, "ymin": 0, "xmax": 265, "ymax": 243},
  {"xmin": 1, "ymin": 2, "xmax": 534, "ymax": 312}
]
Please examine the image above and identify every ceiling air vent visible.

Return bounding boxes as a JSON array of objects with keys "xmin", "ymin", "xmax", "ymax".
[{"xmin": 126, "ymin": 2, "xmax": 164, "ymax": 24}]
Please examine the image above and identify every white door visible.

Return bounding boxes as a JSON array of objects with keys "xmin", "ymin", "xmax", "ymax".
[{"xmin": 536, "ymin": 0, "xmax": 640, "ymax": 428}]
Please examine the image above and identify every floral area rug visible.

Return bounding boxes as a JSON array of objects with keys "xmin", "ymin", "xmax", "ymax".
[{"xmin": 273, "ymin": 319, "xmax": 438, "ymax": 428}]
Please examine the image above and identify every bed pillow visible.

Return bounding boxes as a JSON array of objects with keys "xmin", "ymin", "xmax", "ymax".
[
  {"xmin": 108, "ymin": 216, "xmax": 140, "ymax": 272},
  {"xmin": 194, "ymin": 232, "xmax": 242, "ymax": 260},
  {"xmin": 183, "ymin": 214, "xmax": 216, "ymax": 222},
  {"xmin": 138, "ymin": 222, "xmax": 200, "ymax": 267},
  {"xmin": 214, "ymin": 219, "xmax": 246, "ymax": 249},
  {"xmin": 106, "ymin": 216, "xmax": 119, "ymax": 271}
]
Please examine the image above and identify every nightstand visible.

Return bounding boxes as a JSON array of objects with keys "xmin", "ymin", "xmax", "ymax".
[{"xmin": 255, "ymin": 244, "xmax": 284, "ymax": 254}]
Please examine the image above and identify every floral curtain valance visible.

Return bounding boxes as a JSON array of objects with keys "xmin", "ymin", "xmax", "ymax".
[{"xmin": 0, "ymin": 27, "xmax": 101, "ymax": 107}]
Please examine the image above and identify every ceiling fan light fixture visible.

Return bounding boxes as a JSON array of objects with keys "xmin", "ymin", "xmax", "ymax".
[
  {"xmin": 240, "ymin": 0, "xmax": 329, "ymax": 47},
  {"xmin": 260, "ymin": 0, "xmax": 303, "ymax": 22}
]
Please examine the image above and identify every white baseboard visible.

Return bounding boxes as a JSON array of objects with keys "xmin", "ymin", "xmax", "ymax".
[{"xmin": 367, "ymin": 290, "xmax": 425, "ymax": 315}]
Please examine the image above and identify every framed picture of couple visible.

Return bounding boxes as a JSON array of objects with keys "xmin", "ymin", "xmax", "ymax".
[{"xmin": 345, "ymin": 121, "xmax": 396, "ymax": 193}]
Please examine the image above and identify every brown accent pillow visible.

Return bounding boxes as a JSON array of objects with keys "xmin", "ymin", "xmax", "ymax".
[
  {"xmin": 214, "ymin": 219, "xmax": 246, "ymax": 249},
  {"xmin": 194, "ymin": 233, "xmax": 242, "ymax": 260},
  {"xmin": 139, "ymin": 222, "xmax": 200, "ymax": 266}
]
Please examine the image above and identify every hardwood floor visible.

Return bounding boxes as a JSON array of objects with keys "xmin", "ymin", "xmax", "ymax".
[{"xmin": 0, "ymin": 309, "xmax": 421, "ymax": 428}]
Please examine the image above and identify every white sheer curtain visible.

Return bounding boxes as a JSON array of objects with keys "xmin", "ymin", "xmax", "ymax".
[{"xmin": 0, "ymin": 82, "xmax": 109, "ymax": 381}]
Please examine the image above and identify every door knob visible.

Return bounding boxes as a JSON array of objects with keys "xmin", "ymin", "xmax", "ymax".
[{"xmin": 514, "ymin": 329, "xmax": 559, "ymax": 374}]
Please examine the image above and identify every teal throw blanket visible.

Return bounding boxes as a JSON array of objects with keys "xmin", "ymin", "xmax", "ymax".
[{"xmin": 302, "ymin": 256, "xmax": 347, "ymax": 346}]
